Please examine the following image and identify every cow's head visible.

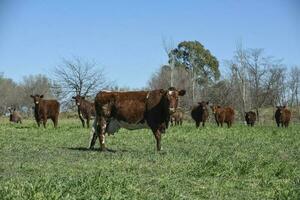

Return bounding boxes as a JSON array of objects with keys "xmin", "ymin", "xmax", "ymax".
[
  {"xmin": 30, "ymin": 94, "xmax": 44, "ymax": 105},
  {"xmin": 72, "ymin": 95, "xmax": 85, "ymax": 106},
  {"xmin": 164, "ymin": 87, "xmax": 186, "ymax": 113},
  {"xmin": 210, "ymin": 105, "xmax": 221, "ymax": 114},
  {"xmin": 276, "ymin": 105, "xmax": 286, "ymax": 114},
  {"xmin": 198, "ymin": 101, "xmax": 209, "ymax": 108}
]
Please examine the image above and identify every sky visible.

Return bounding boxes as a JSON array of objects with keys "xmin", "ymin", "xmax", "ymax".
[{"xmin": 0, "ymin": 0, "xmax": 299, "ymax": 88}]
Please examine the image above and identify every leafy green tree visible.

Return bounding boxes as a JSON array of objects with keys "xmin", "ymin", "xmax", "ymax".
[{"xmin": 168, "ymin": 41, "xmax": 220, "ymax": 101}]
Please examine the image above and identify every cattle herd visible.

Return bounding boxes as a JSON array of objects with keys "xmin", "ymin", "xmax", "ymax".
[{"xmin": 6, "ymin": 87, "xmax": 292, "ymax": 151}]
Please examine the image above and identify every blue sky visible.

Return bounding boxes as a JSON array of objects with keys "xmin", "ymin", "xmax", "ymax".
[{"xmin": 0, "ymin": 0, "xmax": 299, "ymax": 88}]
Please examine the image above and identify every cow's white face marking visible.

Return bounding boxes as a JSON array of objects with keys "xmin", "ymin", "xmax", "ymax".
[
  {"xmin": 77, "ymin": 103, "xmax": 80, "ymax": 106},
  {"xmin": 35, "ymin": 101, "xmax": 39, "ymax": 104},
  {"xmin": 168, "ymin": 91, "xmax": 174, "ymax": 95}
]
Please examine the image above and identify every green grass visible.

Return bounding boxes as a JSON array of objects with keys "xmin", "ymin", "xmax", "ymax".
[{"xmin": 0, "ymin": 119, "xmax": 299, "ymax": 200}]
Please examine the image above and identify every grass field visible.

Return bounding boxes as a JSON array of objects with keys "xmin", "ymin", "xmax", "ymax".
[{"xmin": 0, "ymin": 119, "xmax": 299, "ymax": 200}]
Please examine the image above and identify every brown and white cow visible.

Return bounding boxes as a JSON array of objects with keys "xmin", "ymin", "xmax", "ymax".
[
  {"xmin": 275, "ymin": 106, "xmax": 291, "ymax": 128},
  {"xmin": 72, "ymin": 95, "xmax": 96, "ymax": 128},
  {"xmin": 210, "ymin": 105, "xmax": 235, "ymax": 128},
  {"xmin": 30, "ymin": 94, "xmax": 60, "ymax": 128},
  {"xmin": 89, "ymin": 87, "xmax": 186, "ymax": 151}
]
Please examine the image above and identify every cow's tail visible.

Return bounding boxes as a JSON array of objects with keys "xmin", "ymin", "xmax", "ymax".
[{"xmin": 88, "ymin": 115, "xmax": 98, "ymax": 149}]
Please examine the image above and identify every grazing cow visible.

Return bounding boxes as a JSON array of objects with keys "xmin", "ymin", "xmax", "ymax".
[
  {"xmin": 210, "ymin": 105, "xmax": 235, "ymax": 128},
  {"xmin": 30, "ymin": 94, "xmax": 60, "ymax": 128},
  {"xmin": 245, "ymin": 111, "xmax": 256, "ymax": 126},
  {"xmin": 72, "ymin": 95, "xmax": 96, "ymax": 128},
  {"xmin": 191, "ymin": 101, "xmax": 209, "ymax": 128},
  {"xmin": 8, "ymin": 107, "xmax": 22, "ymax": 123},
  {"xmin": 170, "ymin": 109, "xmax": 184, "ymax": 126},
  {"xmin": 89, "ymin": 87, "xmax": 186, "ymax": 151},
  {"xmin": 275, "ymin": 106, "xmax": 291, "ymax": 128}
]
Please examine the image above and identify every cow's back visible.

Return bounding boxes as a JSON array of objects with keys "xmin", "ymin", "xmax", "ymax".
[
  {"xmin": 95, "ymin": 91, "xmax": 149, "ymax": 124},
  {"xmin": 43, "ymin": 100, "xmax": 60, "ymax": 118},
  {"xmin": 282, "ymin": 109, "xmax": 291, "ymax": 123},
  {"xmin": 224, "ymin": 107, "xmax": 234, "ymax": 122}
]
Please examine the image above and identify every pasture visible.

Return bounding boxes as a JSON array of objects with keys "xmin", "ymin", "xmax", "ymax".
[{"xmin": 0, "ymin": 119, "xmax": 299, "ymax": 199}]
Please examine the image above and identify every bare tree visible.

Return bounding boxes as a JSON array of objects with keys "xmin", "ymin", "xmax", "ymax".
[
  {"xmin": 288, "ymin": 66, "xmax": 300, "ymax": 106},
  {"xmin": 54, "ymin": 57, "xmax": 109, "ymax": 98}
]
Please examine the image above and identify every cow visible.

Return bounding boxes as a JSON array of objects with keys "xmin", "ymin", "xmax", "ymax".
[
  {"xmin": 275, "ymin": 106, "xmax": 291, "ymax": 128},
  {"xmin": 30, "ymin": 94, "xmax": 60, "ymax": 128},
  {"xmin": 245, "ymin": 111, "xmax": 256, "ymax": 126},
  {"xmin": 170, "ymin": 109, "xmax": 183, "ymax": 126},
  {"xmin": 191, "ymin": 101, "xmax": 209, "ymax": 128},
  {"xmin": 8, "ymin": 107, "xmax": 22, "ymax": 124},
  {"xmin": 210, "ymin": 105, "xmax": 235, "ymax": 128},
  {"xmin": 72, "ymin": 95, "xmax": 96, "ymax": 128},
  {"xmin": 88, "ymin": 87, "xmax": 186, "ymax": 151}
]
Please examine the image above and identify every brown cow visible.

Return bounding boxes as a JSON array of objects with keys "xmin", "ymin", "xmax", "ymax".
[
  {"xmin": 191, "ymin": 101, "xmax": 209, "ymax": 128},
  {"xmin": 89, "ymin": 87, "xmax": 186, "ymax": 151},
  {"xmin": 245, "ymin": 111, "xmax": 256, "ymax": 127},
  {"xmin": 210, "ymin": 105, "xmax": 235, "ymax": 128},
  {"xmin": 30, "ymin": 94, "xmax": 60, "ymax": 128},
  {"xmin": 72, "ymin": 95, "xmax": 96, "ymax": 128},
  {"xmin": 275, "ymin": 106, "xmax": 291, "ymax": 128},
  {"xmin": 8, "ymin": 107, "xmax": 22, "ymax": 124},
  {"xmin": 170, "ymin": 109, "xmax": 183, "ymax": 126}
]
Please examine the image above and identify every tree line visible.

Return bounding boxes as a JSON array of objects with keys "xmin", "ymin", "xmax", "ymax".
[
  {"xmin": 148, "ymin": 41, "xmax": 300, "ymax": 121},
  {"xmin": 1, "ymin": 41, "xmax": 299, "ymax": 121}
]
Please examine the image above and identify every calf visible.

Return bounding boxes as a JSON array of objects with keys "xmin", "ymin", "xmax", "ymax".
[
  {"xmin": 170, "ymin": 110, "xmax": 183, "ymax": 126},
  {"xmin": 30, "ymin": 94, "xmax": 60, "ymax": 128},
  {"xmin": 275, "ymin": 106, "xmax": 291, "ymax": 128},
  {"xmin": 72, "ymin": 95, "xmax": 96, "ymax": 128},
  {"xmin": 8, "ymin": 107, "xmax": 22, "ymax": 123},
  {"xmin": 89, "ymin": 87, "xmax": 186, "ymax": 151},
  {"xmin": 245, "ymin": 111, "xmax": 256, "ymax": 126},
  {"xmin": 210, "ymin": 105, "xmax": 235, "ymax": 128},
  {"xmin": 191, "ymin": 101, "xmax": 209, "ymax": 128}
]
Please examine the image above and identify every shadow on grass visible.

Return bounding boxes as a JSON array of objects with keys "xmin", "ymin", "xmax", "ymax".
[{"xmin": 66, "ymin": 147, "xmax": 118, "ymax": 153}]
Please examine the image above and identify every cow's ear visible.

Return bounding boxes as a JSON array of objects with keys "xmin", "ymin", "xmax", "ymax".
[
  {"xmin": 276, "ymin": 106, "xmax": 280, "ymax": 109},
  {"xmin": 40, "ymin": 95, "xmax": 44, "ymax": 98},
  {"xmin": 30, "ymin": 95, "xmax": 34, "ymax": 98},
  {"xmin": 72, "ymin": 96, "xmax": 76, "ymax": 99},
  {"xmin": 217, "ymin": 105, "xmax": 221, "ymax": 108},
  {"xmin": 178, "ymin": 90, "xmax": 186, "ymax": 96},
  {"xmin": 159, "ymin": 89, "xmax": 165, "ymax": 94}
]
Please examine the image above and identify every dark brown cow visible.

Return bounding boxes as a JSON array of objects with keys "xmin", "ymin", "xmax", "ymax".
[
  {"xmin": 89, "ymin": 87, "xmax": 186, "ymax": 151},
  {"xmin": 170, "ymin": 109, "xmax": 183, "ymax": 126},
  {"xmin": 8, "ymin": 107, "xmax": 22, "ymax": 124},
  {"xmin": 30, "ymin": 94, "xmax": 60, "ymax": 128},
  {"xmin": 245, "ymin": 111, "xmax": 256, "ymax": 126},
  {"xmin": 210, "ymin": 105, "xmax": 235, "ymax": 128},
  {"xmin": 275, "ymin": 106, "xmax": 291, "ymax": 128},
  {"xmin": 191, "ymin": 101, "xmax": 209, "ymax": 128},
  {"xmin": 72, "ymin": 95, "xmax": 96, "ymax": 128}
]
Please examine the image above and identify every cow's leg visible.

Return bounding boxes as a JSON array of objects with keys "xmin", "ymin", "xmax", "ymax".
[
  {"xmin": 196, "ymin": 121, "xmax": 200, "ymax": 128},
  {"xmin": 202, "ymin": 121, "xmax": 205, "ymax": 127},
  {"xmin": 98, "ymin": 117, "xmax": 107, "ymax": 151},
  {"xmin": 86, "ymin": 117, "xmax": 90, "ymax": 128},
  {"xmin": 88, "ymin": 119, "xmax": 98, "ymax": 149},
  {"xmin": 78, "ymin": 109, "xmax": 85, "ymax": 128},
  {"xmin": 53, "ymin": 115, "xmax": 58, "ymax": 128},
  {"xmin": 43, "ymin": 117, "xmax": 47, "ymax": 128},
  {"xmin": 153, "ymin": 129, "xmax": 161, "ymax": 151}
]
